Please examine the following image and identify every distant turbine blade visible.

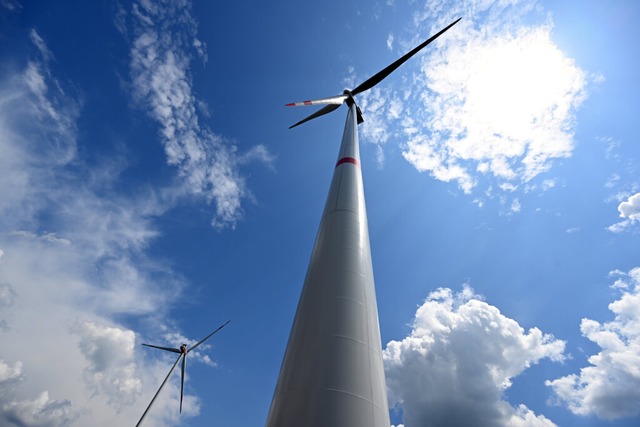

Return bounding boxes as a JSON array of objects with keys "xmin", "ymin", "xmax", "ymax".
[
  {"xmin": 136, "ymin": 353, "xmax": 183, "ymax": 427},
  {"xmin": 285, "ymin": 94, "xmax": 347, "ymax": 107},
  {"xmin": 142, "ymin": 343, "xmax": 182, "ymax": 354},
  {"xmin": 289, "ymin": 104, "xmax": 342, "ymax": 129},
  {"xmin": 188, "ymin": 320, "xmax": 231, "ymax": 353},
  {"xmin": 180, "ymin": 354, "xmax": 186, "ymax": 413},
  {"xmin": 351, "ymin": 17, "xmax": 461, "ymax": 96}
]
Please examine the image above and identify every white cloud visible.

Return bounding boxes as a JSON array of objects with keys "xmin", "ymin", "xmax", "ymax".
[
  {"xmin": 360, "ymin": 87, "xmax": 397, "ymax": 166},
  {"xmin": 369, "ymin": 0, "xmax": 586, "ymax": 197},
  {"xmin": 407, "ymin": 24, "xmax": 585, "ymax": 189},
  {"xmin": 153, "ymin": 326, "xmax": 222, "ymax": 368},
  {"xmin": 605, "ymin": 173, "xmax": 620, "ymax": 189},
  {"xmin": 0, "ymin": 359, "xmax": 23, "ymax": 383},
  {"xmin": 238, "ymin": 144, "xmax": 277, "ymax": 170},
  {"xmin": 0, "ymin": 0, "xmax": 21, "ymax": 11},
  {"xmin": 0, "ymin": 283, "xmax": 16, "ymax": 306},
  {"xmin": 0, "ymin": 391, "xmax": 77, "ymax": 427},
  {"xmin": 122, "ymin": 0, "xmax": 272, "ymax": 228},
  {"xmin": 510, "ymin": 198, "xmax": 522, "ymax": 213},
  {"xmin": 29, "ymin": 29, "xmax": 53, "ymax": 62},
  {"xmin": 74, "ymin": 322, "xmax": 142, "ymax": 410},
  {"xmin": 606, "ymin": 220, "xmax": 632, "ymax": 234},
  {"xmin": 617, "ymin": 192, "xmax": 640, "ymax": 220},
  {"xmin": 384, "ymin": 286, "xmax": 565, "ymax": 427},
  {"xmin": 0, "ymin": 19, "xmax": 201, "ymax": 427},
  {"xmin": 0, "ymin": 283, "xmax": 16, "ymax": 331},
  {"xmin": 547, "ymin": 267, "xmax": 640, "ymax": 420},
  {"xmin": 600, "ymin": 135, "xmax": 640, "ymax": 209},
  {"xmin": 599, "ymin": 135, "xmax": 620, "ymax": 160},
  {"xmin": 607, "ymin": 192, "xmax": 640, "ymax": 233},
  {"xmin": 9, "ymin": 231, "xmax": 71, "ymax": 246}
]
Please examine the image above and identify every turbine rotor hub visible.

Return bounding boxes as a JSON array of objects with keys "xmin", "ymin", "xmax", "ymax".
[{"xmin": 343, "ymin": 89, "xmax": 356, "ymax": 106}]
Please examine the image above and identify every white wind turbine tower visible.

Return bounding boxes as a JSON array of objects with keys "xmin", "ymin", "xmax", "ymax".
[{"xmin": 266, "ymin": 18, "xmax": 461, "ymax": 427}]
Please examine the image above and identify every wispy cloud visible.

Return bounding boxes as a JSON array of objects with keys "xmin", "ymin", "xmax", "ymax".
[
  {"xmin": 120, "ymin": 0, "xmax": 271, "ymax": 228},
  {"xmin": 386, "ymin": 33, "xmax": 394, "ymax": 50},
  {"xmin": 0, "ymin": 0, "xmax": 20, "ymax": 12},
  {"xmin": 384, "ymin": 286, "xmax": 565, "ymax": 427},
  {"xmin": 238, "ymin": 144, "xmax": 277, "ymax": 171},
  {"xmin": 547, "ymin": 267, "xmax": 640, "ymax": 420},
  {"xmin": 0, "ymin": 24, "xmax": 206, "ymax": 427},
  {"xmin": 362, "ymin": 0, "xmax": 587, "ymax": 199},
  {"xmin": 600, "ymin": 134, "xmax": 639, "ymax": 234}
]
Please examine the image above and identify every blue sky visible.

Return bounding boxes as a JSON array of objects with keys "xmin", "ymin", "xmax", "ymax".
[{"xmin": 0, "ymin": 0, "xmax": 639, "ymax": 426}]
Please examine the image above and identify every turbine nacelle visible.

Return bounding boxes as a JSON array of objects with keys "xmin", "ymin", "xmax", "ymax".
[{"xmin": 286, "ymin": 17, "xmax": 461, "ymax": 129}]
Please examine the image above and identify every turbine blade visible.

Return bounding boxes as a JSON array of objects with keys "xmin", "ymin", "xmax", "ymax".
[
  {"xmin": 289, "ymin": 104, "xmax": 341, "ymax": 129},
  {"xmin": 142, "ymin": 343, "xmax": 182, "ymax": 354},
  {"xmin": 285, "ymin": 94, "xmax": 347, "ymax": 107},
  {"xmin": 180, "ymin": 354, "xmax": 186, "ymax": 413},
  {"xmin": 188, "ymin": 320, "xmax": 231, "ymax": 353},
  {"xmin": 136, "ymin": 353, "xmax": 183, "ymax": 427},
  {"xmin": 351, "ymin": 17, "xmax": 461, "ymax": 96}
]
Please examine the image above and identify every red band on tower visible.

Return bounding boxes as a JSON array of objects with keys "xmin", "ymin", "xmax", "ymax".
[{"xmin": 335, "ymin": 157, "xmax": 360, "ymax": 168}]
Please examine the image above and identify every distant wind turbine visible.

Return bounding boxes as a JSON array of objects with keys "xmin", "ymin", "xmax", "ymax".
[
  {"xmin": 266, "ymin": 18, "xmax": 460, "ymax": 427},
  {"xmin": 136, "ymin": 320, "xmax": 230, "ymax": 427}
]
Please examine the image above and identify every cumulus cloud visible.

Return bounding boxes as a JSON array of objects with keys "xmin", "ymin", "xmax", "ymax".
[
  {"xmin": 364, "ymin": 0, "xmax": 586, "ymax": 197},
  {"xmin": 617, "ymin": 193, "xmax": 640, "ymax": 220},
  {"xmin": 120, "ymin": 0, "xmax": 272, "ymax": 228},
  {"xmin": 546, "ymin": 267, "xmax": 640, "ymax": 420},
  {"xmin": 384, "ymin": 286, "xmax": 565, "ymax": 427},
  {"xmin": 0, "ymin": 359, "xmax": 23, "ymax": 383},
  {"xmin": 607, "ymin": 192, "xmax": 640, "ymax": 233},
  {"xmin": 0, "ymin": 392, "xmax": 77, "ymax": 427},
  {"xmin": 74, "ymin": 322, "xmax": 142, "ymax": 410}
]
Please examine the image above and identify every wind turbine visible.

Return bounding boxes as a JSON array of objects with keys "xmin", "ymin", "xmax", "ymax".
[
  {"xmin": 266, "ymin": 18, "xmax": 460, "ymax": 427},
  {"xmin": 136, "ymin": 320, "xmax": 230, "ymax": 427},
  {"xmin": 286, "ymin": 18, "xmax": 461, "ymax": 129}
]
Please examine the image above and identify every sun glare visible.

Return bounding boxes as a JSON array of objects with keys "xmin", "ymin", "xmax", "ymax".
[
  {"xmin": 406, "ymin": 24, "xmax": 587, "ymax": 189},
  {"xmin": 467, "ymin": 28, "xmax": 580, "ymax": 142}
]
